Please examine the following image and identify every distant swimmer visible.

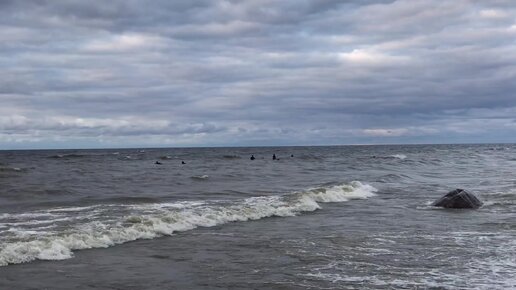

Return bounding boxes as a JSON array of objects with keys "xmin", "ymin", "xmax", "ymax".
[
  {"xmin": 272, "ymin": 154, "xmax": 277, "ymax": 160},
  {"xmin": 291, "ymin": 154, "xmax": 294, "ymax": 157},
  {"xmin": 250, "ymin": 155, "xmax": 255, "ymax": 160},
  {"xmin": 155, "ymin": 161, "xmax": 162, "ymax": 165},
  {"xmin": 181, "ymin": 161, "xmax": 186, "ymax": 164}
]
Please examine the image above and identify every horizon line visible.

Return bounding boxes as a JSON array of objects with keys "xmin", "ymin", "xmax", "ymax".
[{"xmin": 1, "ymin": 141, "xmax": 514, "ymax": 151}]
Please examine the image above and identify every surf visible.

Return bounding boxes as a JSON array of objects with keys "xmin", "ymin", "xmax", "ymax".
[{"xmin": 0, "ymin": 181, "xmax": 376, "ymax": 266}]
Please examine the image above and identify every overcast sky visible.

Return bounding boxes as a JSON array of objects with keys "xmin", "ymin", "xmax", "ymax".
[{"xmin": 1, "ymin": 0, "xmax": 515, "ymax": 149}]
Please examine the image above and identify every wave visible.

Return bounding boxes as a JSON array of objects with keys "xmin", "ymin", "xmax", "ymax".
[
  {"xmin": 376, "ymin": 173, "xmax": 411, "ymax": 183},
  {"xmin": 47, "ymin": 153, "xmax": 115, "ymax": 159},
  {"xmin": 0, "ymin": 167, "xmax": 25, "ymax": 173},
  {"xmin": 222, "ymin": 155, "xmax": 241, "ymax": 159},
  {"xmin": 48, "ymin": 153, "xmax": 86, "ymax": 159},
  {"xmin": 487, "ymin": 147, "xmax": 509, "ymax": 151},
  {"xmin": 297, "ymin": 155, "xmax": 323, "ymax": 161},
  {"xmin": 390, "ymin": 154, "xmax": 407, "ymax": 160},
  {"xmin": 474, "ymin": 190, "xmax": 516, "ymax": 208},
  {"xmin": 82, "ymin": 196, "xmax": 163, "ymax": 204},
  {"xmin": 48, "ymin": 152, "xmax": 122, "ymax": 159},
  {"xmin": 119, "ymin": 155, "xmax": 142, "ymax": 160},
  {"xmin": 480, "ymin": 189, "xmax": 516, "ymax": 197},
  {"xmin": 0, "ymin": 181, "xmax": 376, "ymax": 266},
  {"xmin": 369, "ymin": 154, "xmax": 407, "ymax": 160},
  {"xmin": 482, "ymin": 201, "xmax": 516, "ymax": 208},
  {"xmin": 190, "ymin": 175, "xmax": 209, "ymax": 180}
]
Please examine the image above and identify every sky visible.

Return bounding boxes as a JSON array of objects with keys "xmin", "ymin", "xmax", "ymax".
[{"xmin": 1, "ymin": 0, "xmax": 515, "ymax": 149}]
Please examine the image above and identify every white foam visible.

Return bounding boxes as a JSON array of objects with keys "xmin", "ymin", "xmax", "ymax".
[
  {"xmin": 482, "ymin": 200, "xmax": 516, "ymax": 207},
  {"xmin": 481, "ymin": 189, "xmax": 516, "ymax": 196},
  {"xmin": 191, "ymin": 175, "xmax": 209, "ymax": 180},
  {"xmin": 305, "ymin": 181, "xmax": 377, "ymax": 202},
  {"xmin": 0, "ymin": 181, "xmax": 376, "ymax": 266},
  {"xmin": 2, "ymin": 217, "xmax": 72, "ymax": 227},
  {"xmin": 128, "ymin": 201, "xmax": 206, "ymax": 211},
  {"xmin": 0, "ymin": 212, "xmax": 58, "ymax": 220},
  {"xmin": 391, "ymin": 154, "xmax": 407, "ymax": 160},
  {"xmin": 46, "ymin": 206, "xmax": 99, "ymax": 213}
]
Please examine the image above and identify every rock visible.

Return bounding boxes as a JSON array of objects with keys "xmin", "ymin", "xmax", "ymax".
[{"xmin": 433, "ymin": 189, "xmax": 482, "ymax": 209}]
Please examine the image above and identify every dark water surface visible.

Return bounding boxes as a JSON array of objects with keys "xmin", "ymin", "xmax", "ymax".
[{"xmin": 0, "ymin": 145, "xmax": 515, "ymax": 289}]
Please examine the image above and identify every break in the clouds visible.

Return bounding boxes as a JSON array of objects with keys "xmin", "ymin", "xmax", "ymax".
[{"xmin": 1, "ymin": 0, "xmax": 515, "ymax": 149}]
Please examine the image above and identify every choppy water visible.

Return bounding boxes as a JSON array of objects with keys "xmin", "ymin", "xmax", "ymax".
[{"xmin": 0, "ymin": 144, "xmax": 515, "ymax": 289}]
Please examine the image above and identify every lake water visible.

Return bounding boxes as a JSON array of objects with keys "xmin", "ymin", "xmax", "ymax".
[{"xmin": 1, "ymin": 144, "xmax": 515, "ymax": 289}]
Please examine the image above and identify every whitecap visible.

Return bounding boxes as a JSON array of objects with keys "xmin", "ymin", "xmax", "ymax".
[
  {"xmin": 0, "ymin": 181, "xmax": 377, "ymax": 266},
  {"xmin": 390, "ymin": 154, "xmax": 407, "ymax": 160}
]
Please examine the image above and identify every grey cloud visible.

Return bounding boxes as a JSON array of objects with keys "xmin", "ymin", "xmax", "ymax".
[{"xmin": 1, "ymin": 0, "xmax": 516, "ymax": 148}]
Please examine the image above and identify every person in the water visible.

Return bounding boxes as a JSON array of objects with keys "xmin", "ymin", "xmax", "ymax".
[
  {"xmin": 250, "ymin": 155, "xmax": 255, "ymax": 160},
  {"xmin": 181, "ymin": 161, "xmax": 186, "ymax": 164},
  {"xmin": 273, "ymin": 154, "xmax": 277, "ymax": 160},
  {"xmin": 155, "ymin": 161, "xmax": 162, "ymax": 165}
]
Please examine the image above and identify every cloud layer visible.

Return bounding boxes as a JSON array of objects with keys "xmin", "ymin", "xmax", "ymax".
[{"xmin": 1, "ymin": 0, "xmax": 515, "ymax": 148}]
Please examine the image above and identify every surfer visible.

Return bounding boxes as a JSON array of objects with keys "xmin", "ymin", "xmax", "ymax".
[
  {"xmin": 273, "ymin": 154, "xmax": 277, "ymax": 160},
  {"xmin": 181, "ymin": 161, "xmax": 186, "ymax": 164},
  {"xmin": 250, "ymin": 155, "xmax": 255, "ymax": 160},
  {"xmin": 155, "ymin": 161, "xmax": 162, "ymax": 165}
]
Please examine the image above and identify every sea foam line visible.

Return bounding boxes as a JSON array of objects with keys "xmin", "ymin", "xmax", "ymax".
[{"xmin": 0, "ymin": 181, "xmax": 376, "ymax": 266}]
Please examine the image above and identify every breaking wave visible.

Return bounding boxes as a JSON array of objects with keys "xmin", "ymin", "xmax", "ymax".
[
  {"xmin": 0, "ymin": 181, "xmax": 376, "ymax": 266},
  {"xmin": 390, "ymin": 154, "xmax": 407, "ymax": 160}
]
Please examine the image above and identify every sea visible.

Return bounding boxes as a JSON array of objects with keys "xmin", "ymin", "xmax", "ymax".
[{"xmin": 0, "ymin": 144, "xmax": 515, "ymax": 289}]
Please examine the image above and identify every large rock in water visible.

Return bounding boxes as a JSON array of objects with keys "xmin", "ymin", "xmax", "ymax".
[{"xmin": 433, "ymin": 189, "xmax": 483, "ymax": 209}]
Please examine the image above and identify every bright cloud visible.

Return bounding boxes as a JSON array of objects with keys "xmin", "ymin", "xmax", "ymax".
[{"xmin": 83, "ymin": 34, "xmax": 166, "ymax": 52}]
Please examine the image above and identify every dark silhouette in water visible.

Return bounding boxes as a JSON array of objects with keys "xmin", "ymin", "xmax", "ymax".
[
  {"xmin": 181, "ymin": 161, "xmax": 186, "ymax": 165},
  {"xmin": 433, "ymin": 189, "xmax": 483, "ymax": 209},
  {"xmin": 291, "ymin": 154, "xmax": 294, "ymax": 157},
  {"xmin": 155, "ymin": 161, "xmax": 162, "ymax": 165},
  {"xmin": 250, "ymin": 155, "xmax": 255, "ymax": 160},
  {"xmin": 273, "ymin": 154, "xmax": 277, "ymax": 160}
]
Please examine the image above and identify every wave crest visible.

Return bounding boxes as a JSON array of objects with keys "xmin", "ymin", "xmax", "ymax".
[{"xmin": 0, "ymin": 181, "xmax": 376, "ymax": 266}]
